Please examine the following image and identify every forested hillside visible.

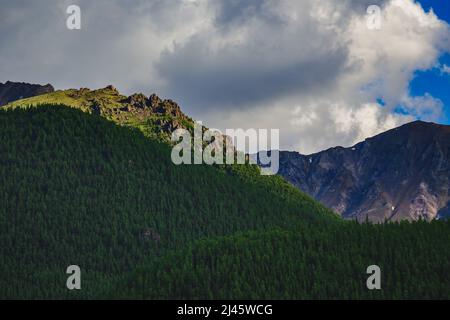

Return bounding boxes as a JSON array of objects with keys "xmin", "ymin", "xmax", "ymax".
[
  {"xmin": 0, "ymin": 105, "xmax": 333, "ymax": 299},
  {"xmin": 1, "ymin": 105, "xmax": 449, "ymax": 299},
  {"xmin": 112, "ymin": 222, "xmax": 450, "ymax": 299}
]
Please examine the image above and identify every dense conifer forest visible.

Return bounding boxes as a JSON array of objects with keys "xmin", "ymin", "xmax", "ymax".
[{"xmin": 0, "ymin": 105, "xmax": 449, "ymax": 299}]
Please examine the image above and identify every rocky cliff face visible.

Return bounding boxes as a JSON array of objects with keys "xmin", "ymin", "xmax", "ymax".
[
  {"xmin": 277, "ymin": 121, "xmax": 450, "ymax": 222},
  {"xmin": 0, "ymin": 81, "xmax": 54, "ymax": 106}
]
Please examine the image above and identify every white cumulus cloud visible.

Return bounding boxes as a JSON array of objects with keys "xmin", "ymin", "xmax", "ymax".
[{"xmin": 0, "ymin": 0, "xmax": 449, "ymax": 153}]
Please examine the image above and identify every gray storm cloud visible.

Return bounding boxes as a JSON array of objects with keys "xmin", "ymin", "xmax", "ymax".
[{"xmin": 0, "ymin": 0, "xmax": 448, "ymax": 153}]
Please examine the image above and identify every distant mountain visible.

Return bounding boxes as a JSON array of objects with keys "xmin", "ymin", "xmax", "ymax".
[
  {"xmin": 275, "ymin": 121, "xmax": 450, "ymax": 222},
  {"xmin": 0, "ymin": 81, "xmax": 54, "ymax": 106}
]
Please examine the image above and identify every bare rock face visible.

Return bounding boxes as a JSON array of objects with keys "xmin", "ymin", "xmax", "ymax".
[
  {"xmin": 149, "ymin": 93, "xmax": 162, "ymax": 107},
  {"xmin": 0, "ymin": 81, "xmax": 54, "ymax": 106},
  {"xmin": 125, "ymin": 93, "xmax": 149, "ymax": 109},
  {"xmin": 275, "ymin": 121, "xmax": 450, "ymax": 222}
]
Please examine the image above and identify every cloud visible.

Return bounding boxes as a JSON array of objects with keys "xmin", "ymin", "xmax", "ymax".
[
  {"xmin": 440, "ymin": 64, "xmax": 450, "ymax": 75},
  {"xmin": 172, "ymin": 0, "xmax": 449, "ymax": 153},
  {"xmin": 0, "ymin": 0, "xmax": 209, "ymax": 92},
  {"xmin": 155, "ymin": 0, "xmax": 363, "ymax": 111},
  {"xmin": 0, "ymin": 0, "xmax": 449, "ymax": 153},
  {"xmin": 397, "ymin": 93, "xmax": 444, "ymax": 120}
]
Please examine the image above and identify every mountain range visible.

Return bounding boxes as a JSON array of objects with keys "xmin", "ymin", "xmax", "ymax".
[
  {"xmin": 3, "ymin": 81, "xmax": 450, "ymax": 223},
  {"xmin": 276, "ymin": 121, "xmax": 450, "ymax": 222},
  {"xmin": 1, "ymin": 81, "xmax": 450, "ymax": 299}
]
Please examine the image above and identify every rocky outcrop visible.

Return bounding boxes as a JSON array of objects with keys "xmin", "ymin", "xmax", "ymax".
[
  {"xmin": 0, "ymin": 81, "xmax": 54, "ymax": 106},
  {"xmin": 273, "ymin": 121, "xmax": 450, "ymax": 222},
  {"xmin": 125, "ymin": 93, "xmax": 149, "ymax": 109},
  {"xmin": 3, "ymin": 83, "xmax": 196, "ymax": 143},
  {"xmin": 3, "ymin": 82, "xmax": 237, "ymax": 159}
]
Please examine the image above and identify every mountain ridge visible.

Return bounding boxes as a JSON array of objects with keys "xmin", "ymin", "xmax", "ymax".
[
  {"xmin": 4, "ymin": 84, "xmax": 195, "ymax": 142},
  {"xmin": 275, "ymin": 120, "xmax": 450, "ymax": 222},
  {"xmin": 5, "ymin": 81, "xmax": 450, "ymax": 223},
  {"xmin": 2, "ymin": 84, "xmax": 450, "ymax": 299}
]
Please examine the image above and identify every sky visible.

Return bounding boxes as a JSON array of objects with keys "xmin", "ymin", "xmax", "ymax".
[
  {"xmin": 410, "ymin": 0, "xmax": 450, "ymax": 124},
  {"xmin": 0, "ymin": 0, "xmax": 449, "ymax": 154}
]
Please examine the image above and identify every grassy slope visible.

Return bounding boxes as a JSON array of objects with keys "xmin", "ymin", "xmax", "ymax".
[
  {"xmin": 4, "ymin": 87, "xmax": 193, "ymax": 142},
  {"xmin": 6, "ymin": 88, "xmax": 126, "ymax": 112}
]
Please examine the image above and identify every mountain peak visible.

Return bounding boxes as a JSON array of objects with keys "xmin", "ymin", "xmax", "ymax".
[
  {"xmin": 362, "ymin": 120, "xmax": 450, "ymax": 150},
  {"xmin": 277, "ymin": 120, "xmax": 450, "ymax": 223},
  {"xmin": 398, "ymin": 119, "xmax": 449, "ymax": 130},
  {"xmin": 104, "ymin": 84, "xmax": 118, "ymax": 92}
]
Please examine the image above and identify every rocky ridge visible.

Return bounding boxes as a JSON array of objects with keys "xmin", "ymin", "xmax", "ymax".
[{"xmin": 274, "ymin": 121, "xmax": 450, "ymax": 222}]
